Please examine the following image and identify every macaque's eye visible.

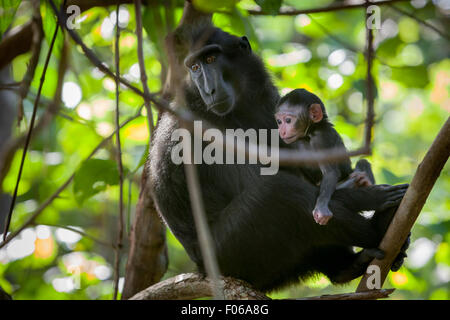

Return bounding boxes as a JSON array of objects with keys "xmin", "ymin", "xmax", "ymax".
[
  {"xmin": 276, "ymin": 119, "xmax": 282, "ymax": 125},
  {"xmin": 206, "ymin": 56, "xmax": 216, "ymax": 64},
  {"xmin": 191, "ymin": 63, "xmax": 200, "ymax": 72},
  {"xmin": 286, "ymin": 117, "xmax": 292, "ymax": 124}
]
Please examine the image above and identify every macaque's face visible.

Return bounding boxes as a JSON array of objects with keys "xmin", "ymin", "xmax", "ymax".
[
  {"xmin": 275, "ymin": 109, "xmax": 307, "ymax": 144},
  {"xmin": 275, "ymin": 102, "xmax": 323, "ymax": 144}
]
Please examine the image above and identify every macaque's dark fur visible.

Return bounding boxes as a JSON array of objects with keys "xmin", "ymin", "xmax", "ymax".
[
  {"xmin": 277, "ymin": 88, "xmax": 353, "ymax": 183},
  {"xmin": 148, "ymin": 24, "xmax": 408, "ymax": 292}
]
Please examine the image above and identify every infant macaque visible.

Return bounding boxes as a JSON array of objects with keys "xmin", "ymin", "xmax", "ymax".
[{"xmin": 275, "ymin": 88, "xmax": 373, "ymax": 225}]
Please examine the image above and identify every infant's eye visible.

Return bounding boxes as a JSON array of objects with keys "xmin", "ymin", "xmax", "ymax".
[
  {"xmin": 191, "ymin": 64, "xmax": 200, "ymax": 72},
  {"xmin": 206, "ymin": 56, "xmax": 216, "ymax": 64},
  {"xmin": 286, "ymin": 118, "xmax": 291, "ymax": 124},
  {"xmin": 276, "ymin": 119, "xmax": 282, "ymax": 125}
]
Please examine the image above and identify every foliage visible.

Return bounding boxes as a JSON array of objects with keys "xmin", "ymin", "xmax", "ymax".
[
  {"xmin": 0, "ymin": 0, "xmax": 21, "ymax": 40},
  {"xmin": 0, "ymin": 0, "xmax": 448, "ymax": 300}
]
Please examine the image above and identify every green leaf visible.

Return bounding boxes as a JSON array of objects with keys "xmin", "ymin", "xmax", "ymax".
[
  {"xmin": 391, "ymin": 66, "xmax": 429, "ymax": 88},
  {"xmin": 0, "ymin": 0, "xmax": 22, "ymax": 40},
  {"xmin": 255, "ymin": 0, "xmax": 282, "ymax": 15},
  {"xmin": 192, "ymin": 0, "xmax": 238, "ymax": 12},
  {"xmin": 40, "ymin": 0, "xmax": 64, "ymax": 57},
  {"xmin": 73, "ymin": 159, "xmax": 119, "ymax": 205},
  {"xmin": 381, "ymin": 168, "xmax": 407, "ymax": 185},
  {"xmin": 352, "ymin": 79, "xmax": 378, "ymax": 100}
]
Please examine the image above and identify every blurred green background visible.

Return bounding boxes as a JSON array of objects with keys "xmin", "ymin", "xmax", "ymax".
[{"xmin": 0, "ymin": 0, "xmax": 448, "ymax": 300}]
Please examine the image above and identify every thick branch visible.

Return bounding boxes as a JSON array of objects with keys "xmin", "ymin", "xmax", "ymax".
[
  {"xmin": 129, "ymin": 273, "xmax": 394, "ymax": 300},
  {"xmin": 129, "ymin": 273, "xmax": 269, "ymax": 300},
  {"xmin": 121, "ymin": 0, "xmax": 171, "ymax": 300},
  {"xmin": 357, "ymin": 117, "xmax": 450, "ymax": 291},
  {"xmin": 0, "ymin": 22, "xmax": 33, "ymax": 69},
  {"xmin": 121, "ymin": 164, "xmax": 168, "ymax": 299}
]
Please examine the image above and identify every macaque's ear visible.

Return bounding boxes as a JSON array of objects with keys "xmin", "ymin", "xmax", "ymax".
[
  {"xmin": 239, "ymin": 36, "xmax": 252, "ymax": 53},
  {"xmin": 309, "ymin": 103, "xmax": 323, "ymax": 123}
]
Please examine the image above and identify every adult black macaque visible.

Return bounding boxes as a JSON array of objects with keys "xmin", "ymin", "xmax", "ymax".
[
  {"xmin": 149, "ymin": 24, "xmax": 408, "ymax": 292},
  {"xmin": 275, "ymin": 88, "xmax": 374, "ymax": 225}
]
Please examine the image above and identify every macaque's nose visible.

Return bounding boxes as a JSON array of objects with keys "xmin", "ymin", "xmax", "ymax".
[{"xmin": 280, "ymin": 129, "xmax": 286, "ymax": 138}]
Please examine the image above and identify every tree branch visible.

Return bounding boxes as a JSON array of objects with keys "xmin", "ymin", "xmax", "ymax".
[
  {"xmin": 356, "ymin": 117, "xmax": 450, "ymax": 291},
  {"xmin": 134, "ymin": 0, "xmax": 154, "ymax": 137},
  {"xmin": 31, "ymin": 222, "xmax": 115, "ymax": 248},
  {"xmin": 128, "ymin": 273, "xmax": 394, "ymax": 300},
  {"xmin": 247, "ymin": 0, "xmax": 410, "ymax": 16},
  {"xmin": 0, "ymin": 21, "xmax": 33, "ymax": 70},
  {"xmin": 389, "ymin": 5, "xmax": 450, "ymax": 40},
  {"xmin": 364, "ymin": 1, "xmax": 375, "ymax": 150},
  {"xmin": 129, "ymin": 273, "xmax": 269, "ymax": 300}
]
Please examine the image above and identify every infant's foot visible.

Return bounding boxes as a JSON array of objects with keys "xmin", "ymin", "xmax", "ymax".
[{"xmin": 313, "ymin": 207, "xmax": 333, "ymax": 225}]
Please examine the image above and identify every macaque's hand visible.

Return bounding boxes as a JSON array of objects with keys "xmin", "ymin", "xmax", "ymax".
[{"xmin": 350, "ymin": 171, "xmax": 372, "ymax": 187}]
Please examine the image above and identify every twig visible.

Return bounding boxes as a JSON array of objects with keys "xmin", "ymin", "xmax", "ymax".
[
  {"xmin": 0, "ymin": 82, "xmax": 21, "ymax": 87},
  {"xmin": 112, "ymin": 2, "xmax": 125, "ymax": 301},
  {"xmin": 356, "ymin": 117, "xmax": 450, "ymax": 291},
  {"xmin": 2, "ymin": 20, "xmax": 60, "ymax": 242},
  {"xmin": 0, "ymin": 106, "xmax": 144, "ymax": 250},
  {"xmin": 364, "ymin": 2, "xmax": 375, "ymax": 150},
  {"xmin": 247, "ymin": 0, "xmax": 410, "ymax": 16},
  {"xmin": 134, "ymin": 0, "xmax": 155, "ymax": 137},
  {"xmin": 31, "ymin": 222, "xmax": 115, "ymax": 248},
  {"xmin": 183, "ymin": 161, "xmax": 224, "ymax": 299},
  {"xmin": 0, "ymin": 86, "xmax": 19, "ymax": 92},
  {"xmin": 389, "ymin": 5, "xmax": 450, "ymax": 40},
  {"xmin": 0, "ymin": 41, "xmax": 68, "ymax": 191},
  {"xmin": 126, "ymin": 178, "xmax": 132, "ymax": 236},
  {"xmin": 129, "ymin": 273, "xmax": 269, "ymax": 300}
]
